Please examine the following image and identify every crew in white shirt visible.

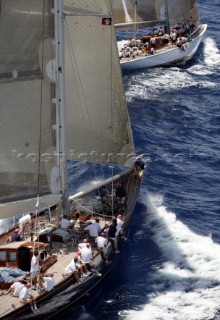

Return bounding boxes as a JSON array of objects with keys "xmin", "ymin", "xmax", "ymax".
[
  {"xmin": 18, "ymin": 212, "xmax": 34, "ymax": 236},
  {"xmin": 6, "ymin": 278, "xmax": 24, "ymax": 297}
]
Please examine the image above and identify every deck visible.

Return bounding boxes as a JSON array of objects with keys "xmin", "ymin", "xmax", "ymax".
[
  {"xmin": 0, "ymin": 169, "xmax": 142, "ymax": 319},
  {"xmin": 0, "ymin": 217, "xmax": 108, "ymax": 318}
]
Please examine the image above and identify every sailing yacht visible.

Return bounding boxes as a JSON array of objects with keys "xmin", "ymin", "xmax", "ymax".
[
  {"xmin": 112, "ymin": 0, "xmax": 207, "ymax": 69},
  {"xmin": 0, "ymin": 0, "xmax": 142, "ymax": 319}
]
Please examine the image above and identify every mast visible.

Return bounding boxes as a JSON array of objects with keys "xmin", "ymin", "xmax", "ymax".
[
  {"xmin": 164, "ymin": 0, "xmax": 170, "ymax": 34},
  {"xmin": 54, "ymin": 0, "xmax": 69, "ymax": 215},
  {"xmin": 134, "ymin": 0, "xmax": 137, "ymax": 39}
]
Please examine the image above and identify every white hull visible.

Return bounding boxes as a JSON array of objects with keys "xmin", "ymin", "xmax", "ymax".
[{"xmin": 119, "ymin": 24, "xmax": 207, "ymax": 70}]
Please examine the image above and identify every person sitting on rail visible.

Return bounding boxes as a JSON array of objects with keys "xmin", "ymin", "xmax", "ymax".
[
  {"xmin": 38, "ymin": 272, "xmax": 55, "ymax": 292},
  {"xmin": 63, "ymin": 256, "xmax": 80, "ymax": 284},
  {"xmin": 74, "ymin": 252, "xmax": 89, "ymax": 277},
  {"xmin": 19, "ymin": 282, "xmax": 38, "ymax": 313},
  {"xmin": 95, "ymin": 232, "xmax": 110, "ymax": 264},
  {"xmin": 79, "ymin": 243, "xmax": 102, "ymax": 276}
]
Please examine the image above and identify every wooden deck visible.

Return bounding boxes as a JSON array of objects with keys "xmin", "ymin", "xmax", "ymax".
[{"xmin": 0, "ymin": 216, "xmax": 110, "ymax": 318}]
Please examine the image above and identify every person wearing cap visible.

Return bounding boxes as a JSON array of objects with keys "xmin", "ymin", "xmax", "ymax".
[
  {"xmin": 6, "ymin": 278, "xmax": 25, "ymax": 297},
  {"xmin": 38, "ymin": 272, "xmax": 55, "ymax": 292},
  {"xmin": 79, "ymin": 238, "xmax": 88, "ymax": 246},
  {"xmin": 95, "ymin": 233, "xmax": 110, "ymax": 264},
  {"xmin": 78, "ymin": 239, "xmax": 91, "ymax": 251},
  {"xmin": 79, "ymin": 243, "xmax": 102, "ymax": 276},
  {"xmin": 63, "ymin": 258, "xmax": 80, "ymax": 284},
  {"xmin": 116, "ymin": 215, "xmax": 124, "ymax": 236},
  {"xmin": 73, "ymin": 253, "xmax": 89, "ymax": 277},
  {"xmin": 19, "ymin": 282, "xmax": 38, "ymax": 313}
]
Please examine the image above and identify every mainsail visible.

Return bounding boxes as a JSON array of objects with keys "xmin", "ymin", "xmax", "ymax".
[
  {"xmin": 0, "ymin": 0, "xmax": 55, "ymax": 206},
  {"xmin": 0, "ymin": 0, "xmax": 62, "ymax": 219},
  {"xmin": 112, "ymin": 0, "xmax": 200, "ymax": 30}
]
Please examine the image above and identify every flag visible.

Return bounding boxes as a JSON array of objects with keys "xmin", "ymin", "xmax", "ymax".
[{"xmin": 102, "ymin": 17, "xmax": 112, "ymax": 26}]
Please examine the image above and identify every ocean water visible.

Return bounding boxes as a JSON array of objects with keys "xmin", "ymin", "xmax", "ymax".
[
  {"xmin": 75, "ymin": 1, "xmax": 220, "ymax": 320},
  {"xmin": 0, "ymin": 1, "xmax": 218, "ymax": 319}
]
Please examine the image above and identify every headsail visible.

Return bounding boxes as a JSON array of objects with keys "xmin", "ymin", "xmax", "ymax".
[
  {"xmin": 63, "ymin": 0, "xmax": 134, "ymax": 166},
  {"xmin": 165, "ymin": 0, "xmax": 200, "ymax": 26},
  {"xmin": 112, "ymin": 0, "xmax": 166, "ymax": 30},
  {"xmin": 112, "ymin": 0, "xmax": 200, "ymax": 30}
]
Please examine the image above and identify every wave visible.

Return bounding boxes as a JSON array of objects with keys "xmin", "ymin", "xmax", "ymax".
[{"xmin": 120, "ymin": 193, "xmax": 220, "ymax": 320}]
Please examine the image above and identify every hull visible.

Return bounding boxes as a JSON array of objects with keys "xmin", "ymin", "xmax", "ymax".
[
  {"xmin": 0, "ymin": 169, "xmax": 142, "ymax": 320},
  {"xmin": 120, "ymin": 24, "xmax": 207, "ymax": 70}
]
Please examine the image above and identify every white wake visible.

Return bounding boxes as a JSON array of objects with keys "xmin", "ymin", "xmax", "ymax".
[{"xmin": 120, "ymin": 193, "xmax": 220, "ymax": 320}]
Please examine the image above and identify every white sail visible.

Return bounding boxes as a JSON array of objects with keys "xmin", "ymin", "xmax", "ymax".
[
  {"xmin": 112, "ymin": 0, "xmax": 200, "ymax": 30},
  {"xmin": 63, "ymin": 0, "xmax": 134, "ymax": 166},
  {"xmin": 0, "ymin": 0, "xmax": 56, "ymax": 204},
  {"xmin": 165, "ymin": 0, "xmax": 200, "ymax": 26},
  {"xmin": 0, "ymin": 0, "xmax": 135, "ymax": 218}
]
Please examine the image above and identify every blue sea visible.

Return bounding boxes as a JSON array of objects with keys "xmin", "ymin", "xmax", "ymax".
[
  {"xmin": 0, "ymin": 1, "xmax": 218, "ymax": 319},
  {"xmin": 75, "ymin": 1, "xmax": 220, "ymax": 319}
]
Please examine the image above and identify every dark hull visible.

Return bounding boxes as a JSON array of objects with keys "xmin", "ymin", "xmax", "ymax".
[{"xmin": 1, "ymin": 170, "xmax": 142, "ymax": 320}]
